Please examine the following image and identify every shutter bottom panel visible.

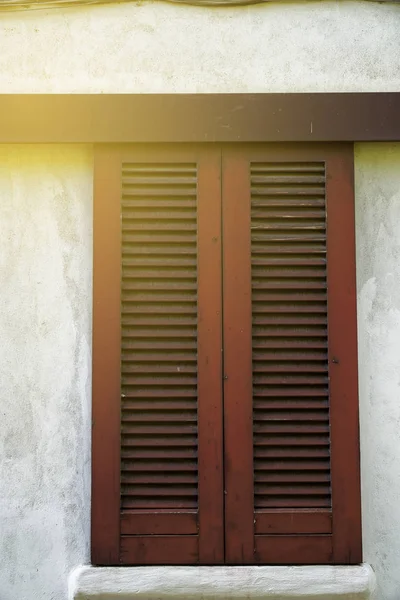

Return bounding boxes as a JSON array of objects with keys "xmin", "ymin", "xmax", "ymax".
[
  {"xmin": 120, "ymin": 161, "xmax": 200, "ymax": 563},
  {"xmin": 255, "ymin": 509, "xmax": 332, "ymax": 534},
  {"xmin": 254, "ymin": 535, "xmax": 332, "ymax": 564},
  {"xmin": 121, "ymin": 510, "xmax": 198, "ymax": 535},
  {"xmin": 121, "ymin": 536, "xmax": 199, "ymax": 565}
]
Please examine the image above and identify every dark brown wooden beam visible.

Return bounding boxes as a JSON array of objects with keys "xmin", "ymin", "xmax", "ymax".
[{"xmin": 1, "ymin": 93, "xmax": 400, "ymax": 143}]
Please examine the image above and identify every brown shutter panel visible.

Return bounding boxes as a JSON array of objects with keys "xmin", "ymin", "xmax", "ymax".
[
  {"xmin": 223, "ymin": 145, "xmax": 361, "ymax": 565},
  {"xmin": 92, "ymin": 146, "xmax": 224, "ymax": 566}
]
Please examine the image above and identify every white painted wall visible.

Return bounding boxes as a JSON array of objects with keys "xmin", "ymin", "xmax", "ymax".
[
  {"xmin": 0, "ymin": 1, "xmax": 399, "ymax": 93},
  {"xmin": 355, "ymin": 144, "xmax": 400, "ymax": 600},
  {"xmin": 0, "ymin": 146, "xmax": 93, "ymax": 600},
  {"xmin": 0, "ymin": 2, "xmax": 400, "ymax": 600}
]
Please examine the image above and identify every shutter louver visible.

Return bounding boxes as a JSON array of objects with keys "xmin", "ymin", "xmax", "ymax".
[
  {"xmin": 251, "ymin": 162, "xmax": 331, "ymax": 512},
  {"xmin": 121, "ymin": 162, "xmax": 198, "ymax": 513}
]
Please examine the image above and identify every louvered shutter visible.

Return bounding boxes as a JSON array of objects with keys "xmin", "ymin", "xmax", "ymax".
[
  {"xmin": 222, "ymin": 145, "xmax": 361, "ymax": 565},
  {"xmin": 93, "ymin": 143, "xmax": 361, "ymax": 566},
  {"xmin": 92, "ymin": 145, "xmax": 224, "ymax": 566}
]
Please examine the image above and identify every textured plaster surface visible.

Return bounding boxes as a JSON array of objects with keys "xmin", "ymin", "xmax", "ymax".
[
  {"xmin": 1, "ymin": 143, "xmax": 400, "ymax": 600},
  {"xmin": 69, "ymin": 564, "xmax": 376, "ymax": 600},
  {"xmin": 0, "ymin": 145, "xmax": 93, "ymax": 600},
  {"xmin": 355, "ymin": 144, "xmax": 400, "ymax": 600},
  {"xmin": 0, "ymin": 1, "xmax": 399, "ymax": 93}
]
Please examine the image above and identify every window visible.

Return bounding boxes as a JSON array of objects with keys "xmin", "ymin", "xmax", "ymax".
[{"xmin": 91, "ymin": 143, "xmax": 361, "ymax": 566}]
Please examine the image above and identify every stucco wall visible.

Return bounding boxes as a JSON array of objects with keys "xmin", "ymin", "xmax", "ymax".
[
  {"xmin": 0, "ymin": 146, "xmax": 93, "ymax": 600},
  {"xmin": 355, "ymin": 144, "xmax": 400, "ymax": 600},
  {"xmin": 0, "ymin": 1, "xmax": 400, "ymax": 600},
  {"xmin": 0, "ymin": 0, "xmax": 399, "ymax": 93}
]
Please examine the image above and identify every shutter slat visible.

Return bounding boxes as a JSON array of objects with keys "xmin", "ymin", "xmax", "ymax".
[
  {"xmin": 122, "ymin": 305, "xmax": 197, "ymax": 315},
  {"xmin": 251, "ymin": 175, "xmax": 325, "ymax": 185},
  {"xmin": 122, "ymin": 388, "xmax": 198, "ymax": 398},
  {"xmin": 252, "ymin": 233, "xmax": 326, "ymax": 242},
  {"xmin": 123, "ymin": 485, "xmax": 197, "ymax": 496},
  {"xmin": 123, "ymin": 499, "xmax": 198, "ymax": 509},
  {"xmin": 122, "ymin": 448, "xmax": 197, "ymax": 459},
  {"xmin": 253, "ymin": 339, "xmax": 327, "ymax": 349},
  {"xmin": 254, "ymin": 374, "xmax": 328, "ymax": 384},
  {"xmin": 122, "ymin": 282, "xmax": 197, "ymax": 291},
  {"xmin": 123, "ymin": 257, "xmax": 198, "ymax": 267},
  {"xmin": 252, "ymin": 243, "xmax": 326, "ymax": 254},
  {"xmin": 251, "ymin": 161, "xmax": 332, "ymax": 515},
  {"xmin": 251, "ymin": 163, "xmax": 324, "ymax": 174},
  {"xmin": 251, "ymin": 186, "xmax": 324, "ymax": 196},
  {"xmin": 252, "ymin": 257, "xmax": 326, "ymax": 266},
  {"xmin": 123, "ymin": 223, "xmax": 197, "ymax": 232},
  {"xmin": 122, "ymin": 409, "xmax": 196, "ymax": 419},
  {"xmin": 255, "ymin": 460, "xmax": 330, "ymax": 471},
  {"xmin": 255, "ymin": 447, "xmax": 330, "ymax": 457},
  {"xmin": 254, "ymin": 364, "xmax": 328, "ymax": 373},
  {"xmin": 122, "ymin": 233, "xmax": 197, "ymax": 243},
  {"xmin": 253, "ymin": 267, "xmax": 326, "ymax": 277},
  {"xmin": 254, "ymin": 410, "xmax": 328, "ymax": 420},
  {"xmin": 253, "ymin": 291, "xmax": 327, "ymax": 301},
  {"xmin": 253, "ymin": 316, "xmax": 327, "ymax": 325},
  {"xmin": 253, "ymin": 435, "xmax": 330, "ymax": 446},
  {"xmin": 122, "ymin": 353, "xmax": 197, "ymax": 363},
  {"xmin": 253, "ymin": 350, "xmax": 327, "ymax": 361},
  {"xmin": 255, "ymin": 472, "xmax": 330, "ymax": 483},
  {"xmin": 254, "ymin": 400, "xmax": 329, "ymax": 410},
  {"xmin": 252, "ymin": 281, "xmax": 326, "ymax": 289},
  {"xmin": 122, "ymin": 187, "xmax": 197, "ymax": 197},
  {"xmin": 122, "ymin": 474, "xmax": 198, "ymax": 485},
  {"xmin": 122, "ymin": 424, "xmax": 198, "ymax": 434},
  {"xmin": 253, "ymin": 387, "xmax": 328, "ymax": 397},
  {"xmin": 122, "ymin": 199, "xmax": 197, "ymax": 209},
  {"xmin": 122, "ymin": 293, "xmax": 197, "ymax": 303},
  {"xmin": 122, "ymin": 341, "xmax": 197, "ymax": 351},
  {"xmin": 252, "ymin": 223, "xmax": 326, "ymax": 232},
  {"xmin": 121, "ymin": 161, "xmax": 198, "ymax": 515},
  {"xmin": 123, "ymin": 176, "xmax": 197, "ymax": 185},
  {"xmin": 254, "ymin": 423, "xmax": 329, "ymax": 434},
  {"xmin": 122, "ymin": 461, "xmax": 197, "ymax": 472},
  {"xmin": 122, "ymin": 364, "xmax": 197, "ymax": 374},
  {"xmin": 123, "ymin": 211, "xmax": 197, "ymax": 221},
  {"xmin": 123, "ymin": 245, "xmax": 197, "ymax": 256},
  {"xmin": 122, "ymin": 435, "xmax": 197, "ymax": 446},
  {"xmin": 252, "ymin": 209, "xmax": 326, "ymax": 219}
]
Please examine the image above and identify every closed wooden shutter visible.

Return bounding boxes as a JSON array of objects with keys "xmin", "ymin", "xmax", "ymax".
[
  {"xmin": 92, "ymin": 143, "xmax": 361, "ymax": 566},
  {"xmin": 92, "ymin": 145, "xmax": 224, "ymax": 565},
  {"xmin": 222, "ymin": 145, "xmax": 361, "ymax": 565}
]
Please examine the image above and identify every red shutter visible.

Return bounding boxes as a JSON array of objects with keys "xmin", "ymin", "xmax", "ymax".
[
  {"xmin": 222, "ymin": 144, "xmax": 361, "ymax": 565},
  {"xmin": 92, "ymin": 145, "xmax": 224, "ymax": 565},
  {"xmin": 93, "ymin": 143, "xmax": 361, "ymax": 566}
]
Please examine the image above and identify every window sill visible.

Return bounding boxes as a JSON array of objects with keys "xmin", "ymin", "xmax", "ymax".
[{"xmin": 69, "ymin": 564, "xmax": 375, "ymax": 600}]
